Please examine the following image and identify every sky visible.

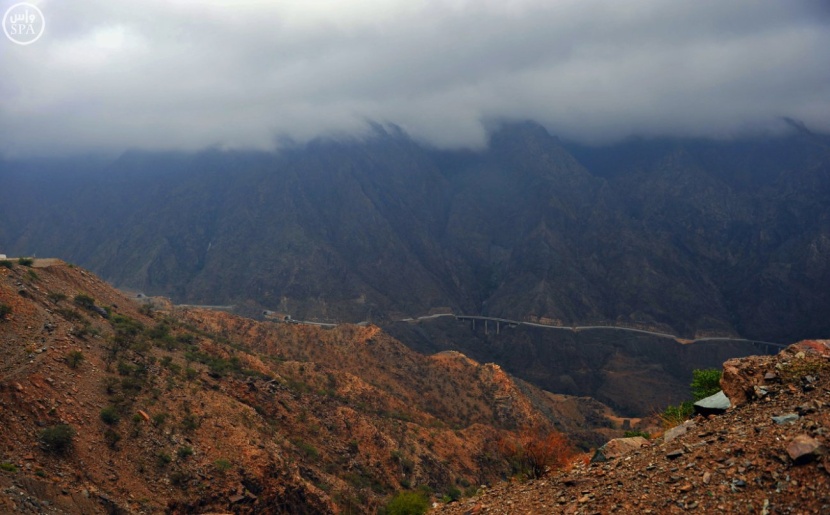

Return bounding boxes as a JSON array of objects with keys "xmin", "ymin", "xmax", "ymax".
[{"xmin": 1, "ymin": 0, "xmax": 829, "ymax": 156}]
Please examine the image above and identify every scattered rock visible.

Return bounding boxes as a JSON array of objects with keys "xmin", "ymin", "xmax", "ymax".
[
  {"xmin": 772, "ymin": 413, "xmax": 799, "ymax": 425},
  {"xmin": 664, "ymin": 420, "xmax": 695, "ymax": 443},
  {"xmin": 592, "ymin": 437, "xmax": 649, "ymax": 462},
  {"xmin": 787, "ymin": 435, "xmax": 825, "ymax": 464},
  {"xmin": 693, "ymin": 391, "xmax": 731, "ymax": 415}
]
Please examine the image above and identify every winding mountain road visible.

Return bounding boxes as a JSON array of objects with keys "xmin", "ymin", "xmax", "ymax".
[{"xmin": 402, "ymin": 313, "xmax": 787, "ymax": 349}]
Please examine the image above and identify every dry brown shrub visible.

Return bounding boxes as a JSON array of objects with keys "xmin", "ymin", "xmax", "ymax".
[{"xmin": 497, "ymin": 427, "xmax": 575, "ymax": 479}]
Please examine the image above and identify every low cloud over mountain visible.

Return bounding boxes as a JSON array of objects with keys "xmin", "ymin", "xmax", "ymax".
[{"xmin": 2, "ymin": 0, "xmax": 829, "ymax": 156}]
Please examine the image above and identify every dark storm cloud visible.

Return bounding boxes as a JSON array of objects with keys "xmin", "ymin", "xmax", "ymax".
[{"xmin": 1, "ymin": 0, "xmax": 828, "ymax": 156}]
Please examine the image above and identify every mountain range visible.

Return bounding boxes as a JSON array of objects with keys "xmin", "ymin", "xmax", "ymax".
[{"xmin": 2, "ymin": 121, "xmax": 829, "ymax": 342}]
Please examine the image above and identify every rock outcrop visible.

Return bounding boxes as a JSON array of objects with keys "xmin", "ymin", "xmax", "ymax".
[{"xmin": 436, "ymin": 340, "xmax": 830, "ymax": 514}]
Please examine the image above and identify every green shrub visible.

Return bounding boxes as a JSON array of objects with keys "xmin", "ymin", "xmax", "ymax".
[
  {"xmin": 39, "ymin": 424, "xmax": 76, "ymax": 454},
  {"xmin": 384, "ymin": 491, "xmax": 429, "ymax": 515},
  {"xmin": 156, "ymin": 452, "xmax": 172, "ymax": 468},
  {"xmin": 100, "ymin": 406, "xmax": 121, "ymax": 425},
  {"xmin": 181, "ymin": 414, "xmax": 199, "ymax": 433},
  {"xmin": 660, "ymin": 401, "xmax": 694, "ymax": 429},
  {"xmin": 56, "ymin": 307, "xmax": 85, "ymax": 323},
  {"xmin": 170, "ymin": 470, "xmax": 189, "ymax": 487},
  {"xmin": 0, "ymin": 462, "xmax": 17, "ymax": 472},
  {"xmin": 292, "ymin": 438, "xmax": 320, "ymax": 460},
  {"xmin": 104, "ymin": 428, "xmax": 121, "ymax": 449},
  {"xmin": 623, "ymin": 430, "xmax": 650, "ymax": 439},
  {"xmin": 0, "ymin": 260, "xmax": 13, "ymax": 269},
  {"xmin": 214, "ymin": 458, "xmax": 232, "ymax": 473},
  {"xmin": 691, "ymin": 368, "xmax": 722, "ymax": 401},
  {"xmin": 151, "ymin": 413, "xmax": 169, "ymax": 428},
  {"xmin": 177, "ymin": 446, "xmax": 194, "ymax": 459},
  {"xmin": 0, "ymin": 303, "xmax": 11, "ymax": 321},
  {"xmin": 67, "ymin": 350, "xmax": 84, "ymax": 369},
  {"xmin": 442, "ymin": 485, "xmax": 462, "ymax": 503},
  {"xmin": 47, "ymin": 292, "xmax": 66, "ymax": 304},
  {"xmin": 73, "ymin": 293, "xmax": 96, "ymax": 310},
  {"xmin": 17, "ymin": 257, "xmax": 34, "ymax": 266}
]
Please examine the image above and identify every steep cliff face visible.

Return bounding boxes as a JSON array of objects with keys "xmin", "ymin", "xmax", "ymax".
[
  {"xmin": 2, "ymin": 122, "xmax": 830, "ymax": 341},
  {"xmin": 0, "ymin": 260, "xmax": 616, "ymax": 513}
]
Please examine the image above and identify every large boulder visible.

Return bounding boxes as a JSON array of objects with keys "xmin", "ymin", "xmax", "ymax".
[
  {"xmin": 591, "ymin": 437, "xmax": 649, "ymax": 462},
  {"xmin": 693, "ymin": 391, "xmax": 731, "ymax": 416},
  {"xmin": 720, "ymin": 356, "xmax": 768, "ymax": 407},
  {"xmin": 721, "ymin": 340, "xmax": 830, "ymax": 407}
]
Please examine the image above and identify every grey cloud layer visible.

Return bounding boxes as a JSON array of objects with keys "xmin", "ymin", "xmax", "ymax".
[{"xmin": 1, "ymin": 0, "xmax": 829, "ymax": 155}]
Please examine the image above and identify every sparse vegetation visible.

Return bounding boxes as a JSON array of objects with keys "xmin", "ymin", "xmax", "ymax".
[
  {"xmin": 778, "ymin": 356, "xmax": 827, "ymax": 382},
  {"xmin": 660, "ymin": 401, "xmax": 694, "ymax": 429},
  {"xmin": 56, "ymin": 307, "xmax": 86, "ymax": 323},
  {"xmin": 176, "ymin": 446, "xmax": 194, "ymax": 459},
  {"xmin": 100, "ymin": 406, "xmax": 121, "ymax": 425},
  {"xmin": 660, "ymin": 368, "xmax": 724, "ymax": 428},
  {"xmin": 0, "ymin": 259, "xmax": 13, "ymax": 269},
  {"xmin": 156, "ymin": 452, "xmax": 172, "ymax": 468},
  {"xmin": 0, "ymin": 462, "xmax": 17, "ymax": 473},
  {"xmin": 48, "ymin": 292, "xmax": 67, "ymax": 304},
  {"xmin": 0, "ymin": 303, "xmax": 11, "ymax": 321},
  {"xmin": 623, "ymin": 430, "xmax": 651, "ymax": 439},
  {"xmin": 181, "ymin": 413, "xmax": 199, "ymax": 433},
  {"xmin": 169, "ymin": 470, "xmax": 189, "ymax": 488},
  {"xmin": 383, "ymin": 491, "xmax": 429, "ymax": 515},
  {"xmin": 66, "ymin": 350, "xmax": 84, "ymax": 369},
  {"xmin": 292, "ymin": 438, "xmax": 320, "ymax": 461},
  {"xmin": 39, "ymin": 424, "xmax": 76, "ymax": 454},
  {"xmin": 73, "ymin": 293, "xmax": 96, "ymax": 310},
  {"xmin": 497, "ymin": 428, "xmax": 574, "ymax": 479},
  {"xmin": 17, "ymin": 257, "xmax": 34, "ymax": 266},
  {"xmin": 104, "ymin": 428, "xmax": 121, "ymax": 449},
  {"xmin": 441, "ymin": 485, "xmax": 462, "ymax": 503},
  {"xmin": 214, "ymin": 458, "xmax": 232, "ymax": 473},
  {"xmin": 151, "ymin": 413, "xmax": 169, "ymax": 428}
]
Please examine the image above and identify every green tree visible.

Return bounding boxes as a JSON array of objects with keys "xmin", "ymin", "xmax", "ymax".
[{"xmin": 691, "ymin": 368, "xmax": 722, "ymax": 401}]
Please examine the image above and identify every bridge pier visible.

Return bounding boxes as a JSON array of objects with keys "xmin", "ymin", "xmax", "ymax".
[
  {"xmin": 496, "ymin": 321, "xmax": 500, "ymax": 335},
  {"xmin": 484, "ymin": 320, "xmax": 488, "ymax": 335}
]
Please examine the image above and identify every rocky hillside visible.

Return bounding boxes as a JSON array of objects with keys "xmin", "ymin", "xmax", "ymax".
[
  {"xmin": 384, "ymin": 317, "xmax": 769, "ymax": 418},
  {"xmin": 0, "ymin": 259, "xmax": 619, "ymax": 514},
  {"xmin": 436, "ymin": 340, "xmax": 830, "ymax": 514},
  {"xmin": 2, "ymin": 122, "xmax": 830, "ymax": 342}
]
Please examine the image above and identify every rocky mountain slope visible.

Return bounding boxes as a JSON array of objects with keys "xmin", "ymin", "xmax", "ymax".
[
  {"xmin": 0, "ymin": 259, "xmax": 619, "ymax": 514},
  {"xmin": 384, "ymin": 317, "xmax": 769, "ymax": 418},
  {"xmin": 436, "ymin": 339, "xmax": 830, "ymax": 514},
  {"xmin": 2, "ymin": 122, "xmax": 829, "ymax": 342}
]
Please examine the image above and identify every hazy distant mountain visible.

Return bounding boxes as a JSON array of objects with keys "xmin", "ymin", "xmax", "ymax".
[{"xmin": 2, "ymin": 122, "xmax": 829, "ymax": 341}]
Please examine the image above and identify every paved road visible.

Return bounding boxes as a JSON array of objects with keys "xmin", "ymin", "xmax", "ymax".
[{"xmin": 403, "ymin": 313, "xmax": 787, "ymax": 348}]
